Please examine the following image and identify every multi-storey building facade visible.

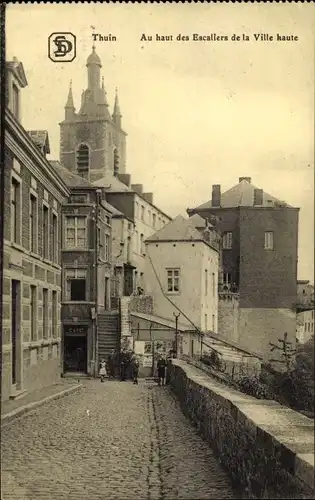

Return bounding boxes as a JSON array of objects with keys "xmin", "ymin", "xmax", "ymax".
[
  {"xmin": 145, "ymin": 215, "xmax": 220, "ymax": 349},
  {"xmin": 50, "ymin": 161, "xmax": 114, "ymax": 376},
  {"xmin": 187, "ymin": 177, "xmax": 299, "ymax": 361},
  {"xmin": 2, "ymin": 59, "xmax": 69, "ymax": 402},
  {"xmin": 104, "ymin": 181, "xmax": 172, "ymax": 295},
  {"xmin": 110, "ymin": 205, "xmax": 135, "ymax": 303},
  {"xmin": 59, "ymin": 46, "xmax": 171, "ymax": 301}
]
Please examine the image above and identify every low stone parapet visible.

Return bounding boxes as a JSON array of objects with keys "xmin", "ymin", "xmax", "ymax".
[{"xmin": 168, "ymin": 359, "xmax": 314, "ymax": 499}]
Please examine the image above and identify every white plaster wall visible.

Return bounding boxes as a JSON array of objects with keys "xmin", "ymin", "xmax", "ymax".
[
  {"xmin": 145, "ymin": 241, "xmax": 218, "ymax": 331},
  {"xmin": 201, "ymin": 250, "xmax": 219, "ymax": 332},
  {"xmin": 133, "ymin": 194, "xmax": 171, "ymax": 289}
]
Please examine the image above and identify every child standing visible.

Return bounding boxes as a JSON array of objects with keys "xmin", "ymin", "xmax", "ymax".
[{"xmin": 99, "ymin": 359, "xmax": 107, "ymax": 382}]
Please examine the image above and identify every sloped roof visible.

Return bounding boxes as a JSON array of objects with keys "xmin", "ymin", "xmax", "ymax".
[
  {"xmin": 6, "ymin": 59, "xmax": 28, "ymax": 88},
  {"xmin": 49, "ymin": 161, "xmax": 93, "ymax": 188},
  {"xmin": 27, "ymin": 130, "xmax": 50, "ymax": 154},
  {"xmin": 93, "ymin": 172, "xmax": 131, "ymax": 192},
  {"xmin": 194, "ymin": 179, "xmax": 291, "ymax": 210},
  {"xmin": 146, "ymin": 214, "xmax": 206, "ymax": 243},
  {"xmin": 109, "ymin": 204, "xmax": 125, "ymax": 217},
  {"xmin": 189, "ymin": 213, "xmax": 214, "ymax": 228},
  {"xmin": 101, "ymin": 200, "xmax": 117, "ymax": 215}
]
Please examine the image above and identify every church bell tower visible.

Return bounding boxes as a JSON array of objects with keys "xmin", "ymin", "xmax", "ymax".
[{"xmin": 59, "ymin": 46, "xmax": 127, "ymax": 182}]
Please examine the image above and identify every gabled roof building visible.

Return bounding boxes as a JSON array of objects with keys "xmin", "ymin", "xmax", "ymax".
[
  {"xmin": 187, "ymin": 177, "xmax": 299, "ymax": 363},
  {"xmin": 145, "ymin": 215, "xmax": 219, "ymax": 343}
]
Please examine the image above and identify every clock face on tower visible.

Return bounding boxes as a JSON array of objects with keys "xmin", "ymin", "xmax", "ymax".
[{"xmin": 76, "ymin": 124, "xmax": 90, "ymax": 142}]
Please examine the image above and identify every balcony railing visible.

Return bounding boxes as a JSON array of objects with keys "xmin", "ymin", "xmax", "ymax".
[{"xmin": 218, "ymin": 282, "xmax": 239, "ymax": 293}]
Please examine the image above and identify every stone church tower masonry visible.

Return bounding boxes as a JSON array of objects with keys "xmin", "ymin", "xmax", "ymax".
[{"xmin": 59, "ymin": 46, "xmax": 127, "ymax": 183}]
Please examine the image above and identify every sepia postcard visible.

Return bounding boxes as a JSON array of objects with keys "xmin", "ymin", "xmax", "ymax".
[{"xmin": 1, "ymin": 2, "xmax": 315, "ymax": 500}]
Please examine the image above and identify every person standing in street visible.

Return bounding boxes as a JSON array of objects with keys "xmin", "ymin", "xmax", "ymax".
[
  {"xmin": 131, "ymin": 355, "xmax": 139, "ymax": 385},
  {"xmin": 99, "ymin": 359, "xmax": 107, "ymax": 383},
  {"xmin": 157, "ymin": 355, "xmax": 167, "ymax": 386},
  {"xmin": 120, "ymin": 349, "xmax": 126, "ymax": 381},
  {"xmin": 107, "ymin": 350, "xmax": 115, "ymax": 380}
]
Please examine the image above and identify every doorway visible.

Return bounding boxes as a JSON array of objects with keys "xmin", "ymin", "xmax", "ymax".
[
  {"xmin": 64, "ymin": 328, "xmax": 87, "ymax": 373},
  {"xmin": 11, "ymin": 280, "xmax": 20, "ymax": 385},
  {"xmin": 124, "ymin": 265, "xmax": 134, "ymax": 296}
]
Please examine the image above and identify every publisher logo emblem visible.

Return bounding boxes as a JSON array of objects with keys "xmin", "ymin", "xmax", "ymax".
[{"xmin": 48, "ymin": 33, "xmax": 76, "ymax": 62}]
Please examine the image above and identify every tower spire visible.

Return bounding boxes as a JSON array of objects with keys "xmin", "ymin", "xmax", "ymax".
[
  {"xmin": 112, "ymin": 87, "xmax": 122, "ymax": 127},
  {"xmin": 65, "ymin": 80, "xmax": 75, "ymax": 109},
  {"xmin": 91, "ymin": 25, "xmax": 96, "ymax": 50},
  {"xmin": 65, "ymin": 80, "xmax": 75, "ymax": 120},
  {"xmin": 98, "ymin": 75, "xmax": 110, "ymax": 112}
]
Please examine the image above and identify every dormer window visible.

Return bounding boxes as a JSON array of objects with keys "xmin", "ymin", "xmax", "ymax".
[
  {"xmin": 6, "ymin": 59, "xmax": 28, "ymax": 119},
  {"xmin": 77, "ymin": 144, "xmax": 89, "ymax": 179},
  {"xmin": 12, "ymin": 83, "xmax": 19, "ymax": 119}
]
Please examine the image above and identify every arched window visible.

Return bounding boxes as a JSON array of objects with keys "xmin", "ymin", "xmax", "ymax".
[{"xmin": 76, "ymin": 144, "xmax": 89, "ymax": 179}]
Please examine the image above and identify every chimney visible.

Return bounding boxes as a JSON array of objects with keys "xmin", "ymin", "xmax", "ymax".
[
  {"xmin": 253, "ymin": 188, "xmax": 263, "ymax": 206},
  {"xmin": 211, "ymin": 185, "xmax": 221, "ymax": 207},
  {"xmin": 239, "ymin": 177, "xmax": 251, "ymax": 183},
  {"xmin": 131, "ymin": 184, "xmax": 143, "ymax": 195},
  {"xmin": 143, "ymin": 193, "xmax": 153, "ymax": 204}
]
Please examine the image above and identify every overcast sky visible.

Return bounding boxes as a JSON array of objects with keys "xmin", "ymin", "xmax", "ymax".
[{"xmin": 6, "ymin": 3, "xmax": 314, "ymax": 280}]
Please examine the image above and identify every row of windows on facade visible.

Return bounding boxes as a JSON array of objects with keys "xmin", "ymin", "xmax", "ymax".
[
  {"xmin": 11, "ymin": 177, "xmax": 58, "ymax": 262},
  {"xmin": 304, "ymin": 321, "xmax": 314, "ymax": 333},
  {"xmin": 65, "ymin": 216, "xmax": 110, "ymax": 260},
  {"xmin": 135, "ymin": 201, "xmax": 167, "ymax": 228},
  {"xmin": 26, "ymin": 283, "xmax": 58, "ymax": 341},
  {"xmin": 222, "ymin": 231, "xmax": 274, "ymax": 250},
  {"xmin": 11, "ymin": 178, "xmax": 110, "ymax": 261},
  {"xmin": 166, "ymin": 268, "xmax": 218, "ymax": 296}
]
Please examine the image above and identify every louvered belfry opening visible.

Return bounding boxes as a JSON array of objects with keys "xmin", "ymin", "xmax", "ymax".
[{"xmin": 77, "ymin": 144, "xmax": 89, "ymax": 179}]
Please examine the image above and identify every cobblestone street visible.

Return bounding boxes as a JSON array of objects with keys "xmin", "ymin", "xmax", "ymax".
[{"xmin": 1, "ymin": 380, "xmax": 238, "ymax": 500}]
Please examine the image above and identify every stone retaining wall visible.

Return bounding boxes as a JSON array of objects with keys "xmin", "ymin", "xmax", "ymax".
[
  {"xmin": 168, "ymin": 359, "xmax": 314, "ymax": 499},
  {"xmin": 129, "ymin": 295, "xmax": 153, "ymax": 315}
]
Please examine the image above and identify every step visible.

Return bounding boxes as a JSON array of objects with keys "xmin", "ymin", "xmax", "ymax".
[
  {"xmin": 98, "ymin": 329, "xmax": 118, "ymax": 332},
  {"xmin": 98, "ymin": 318, "xmax": 119, "ymax": 321},
  {"xmin": 98, "ymin": 336, "xmax": 118, "ymax": 340},
  {"xmin": 98, "ymin": 323, "xmax": 119, "ymax": 328},
  {"xmin": 98, "ymin": 325, "xmax": 118, "ymax": 330}
]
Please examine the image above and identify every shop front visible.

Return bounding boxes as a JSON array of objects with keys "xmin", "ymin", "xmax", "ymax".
[{"xmin": 63, "ymin": 325, "xmax": 88, "ymax": 374}]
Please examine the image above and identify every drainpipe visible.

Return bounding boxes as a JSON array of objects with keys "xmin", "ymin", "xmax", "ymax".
[
  {"xmin": 173, "ymin": 312, "xmax": 180, "ymax": 358},
  {"xmin": 93, "ymin": 190, "xmax": 101, "ymax": 377}
]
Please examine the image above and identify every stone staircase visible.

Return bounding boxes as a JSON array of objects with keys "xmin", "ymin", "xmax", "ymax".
[{"xmin": 98, "ymin": 311, "xmax": 120, "ymax": 362}]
